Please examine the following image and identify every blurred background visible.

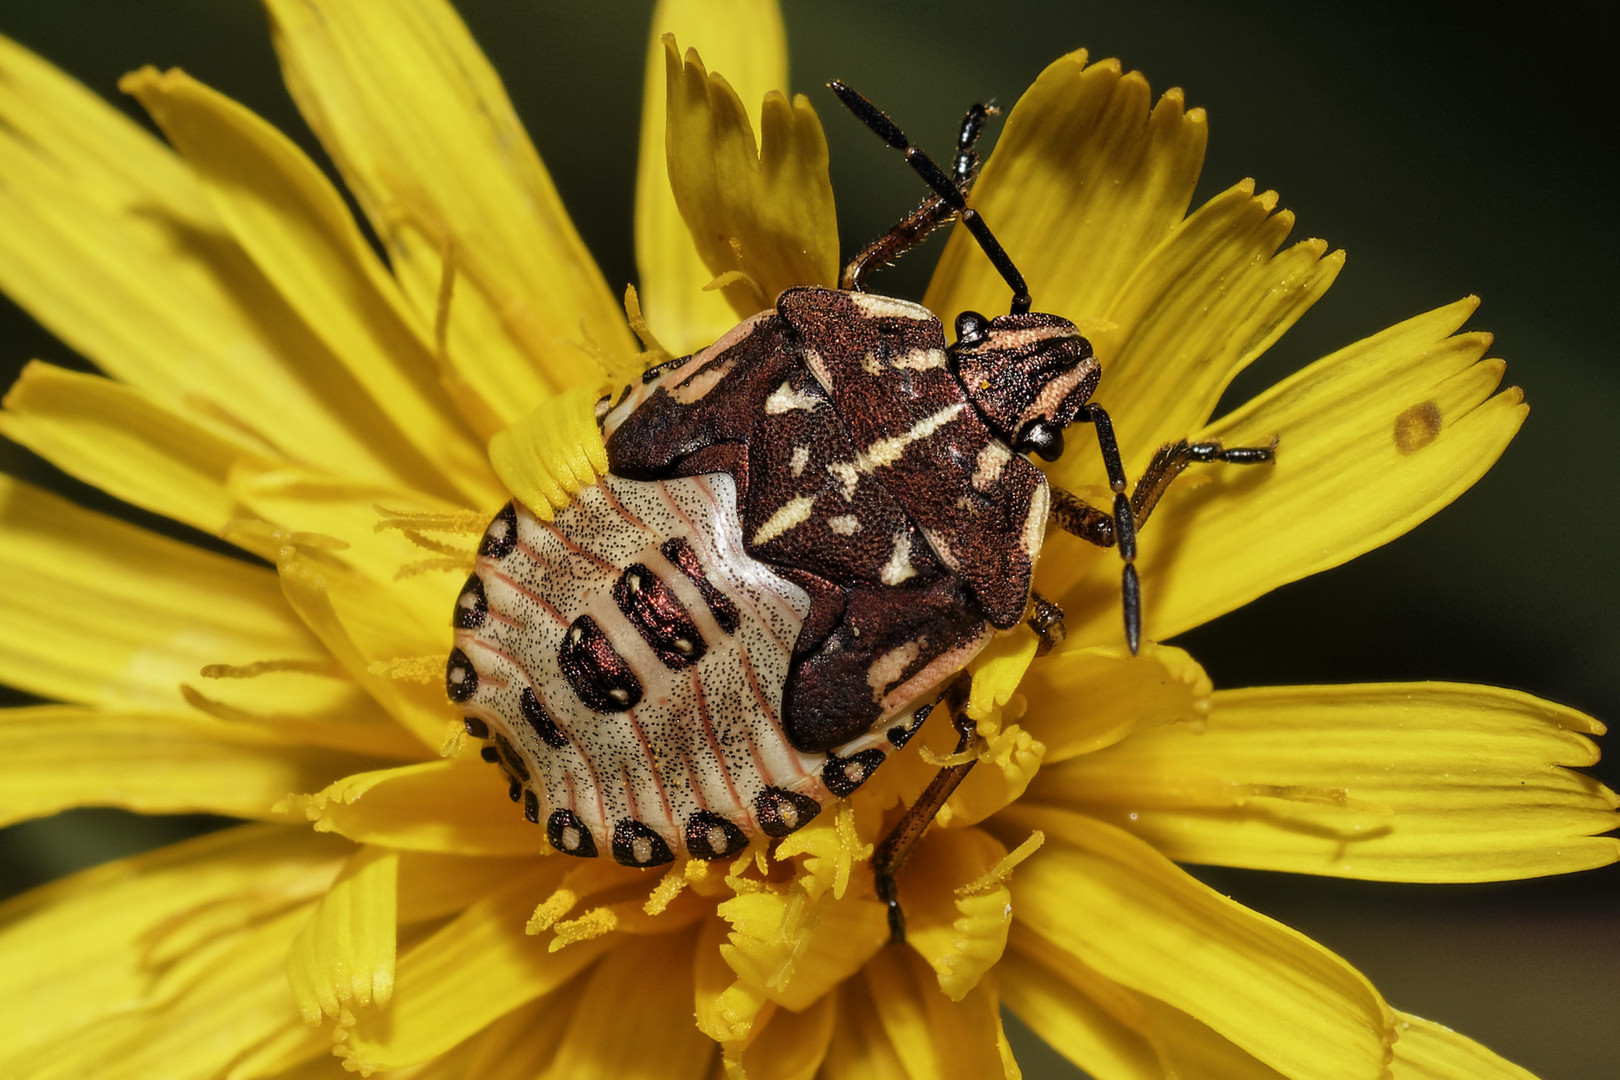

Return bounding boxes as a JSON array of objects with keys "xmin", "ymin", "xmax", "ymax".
[{"xmin": 0, "ymin": 2, "xmax": 1614, "ymax": 1077}]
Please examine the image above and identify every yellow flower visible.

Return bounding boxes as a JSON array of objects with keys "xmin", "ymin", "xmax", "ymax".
[{"xmin": 0, "ymin": 2, "xmax": 1613, "ymax": 1080}]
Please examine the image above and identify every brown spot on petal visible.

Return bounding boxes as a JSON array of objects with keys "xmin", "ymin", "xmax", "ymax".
[{"xmin": 1394, "ymin": 401, "xmax": 1442, "ymax": 454}]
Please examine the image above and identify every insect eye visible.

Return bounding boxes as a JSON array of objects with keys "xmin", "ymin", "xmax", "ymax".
[
  {"xmin": 1014, "ymin": 420, "xmax": 1065, "ymax": 462},
  {"xmin": 954, "ymin": 310, "xmax": 989, "ymax": 347}
]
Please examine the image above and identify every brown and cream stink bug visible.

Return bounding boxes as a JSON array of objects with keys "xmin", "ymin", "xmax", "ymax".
[{"xmin": 446, "ymin": 82, "xmax": 1274, "ymax": 941}]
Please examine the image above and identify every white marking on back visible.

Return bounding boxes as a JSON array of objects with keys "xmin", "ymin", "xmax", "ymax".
[
  {"xmin": 828, "ymin": 514, "xmax": 859, "ymax": 536},
  {"xmin": 848, "ymin": 293, "xmax": 933, "ymax": 321},
  {"xmin": 879, "ymin": 532, "xmax": 917, "ymax": 586},
  {"xmin": 827, "ymin": 460, "xmax": 860, "ymax": 501},
  {"xmin": 752, "ymin": 495, "xmax": 817, "ymax": 546},
  {"xmin": 821, "ymin": 404, "xmax": 967, "ymax": 503},
  {"xmin": 860, "ymin": 403, "xmax": 966, "ymax": 471},
  {"xmin": 861, "ymin": 347, "xmax": 947, "ymax": 375},
  {"xmin": 789, "ymin": 446, "xmax": 810, "ymax": 477},
  {"xmin": 866, "ymin": 640, "xmax": 921, "ymax": 701},
  {"xmin": 1021, "ymin": 478, "xmax": 1051, "ymax": 565},
  {"xmin": 972, "ymin": 441, "xmax": 1012, "ymax": 492},
  {"xmin": 766, "ymin": 381, "xmax": 822, "ymax": 414}
]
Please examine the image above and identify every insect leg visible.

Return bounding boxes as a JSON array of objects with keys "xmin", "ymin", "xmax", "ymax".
[
  {"xmin": 1049, "ymin": 431, "xmax": 1277, "ymax": 654},
  {"xmin": 1026, "ymin": 590, "xmax": 1067, "ymax": 655},
  {"xmin": 839, "ymin": 101, "xmax": 999, "ymax": 292},
  {"xmin": 1130, "ymin": 438, "xmax": 1277, "ymax": 529},
  {"xmin": 828, "ymin": 80, "xmax": 1031, "ymax": 314},
  {"xmin": 872, "ymin": 673, "xmax": 976, "ymax": 945},
  {"xmin": 1069, "ymin": 404, "xmax": 1142, "ymax": 654}
]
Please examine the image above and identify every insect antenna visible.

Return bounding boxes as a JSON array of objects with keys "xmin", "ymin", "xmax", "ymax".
[{"xmin": 828, "ymin": 80, "xmax": 1031, "ymax": 314}]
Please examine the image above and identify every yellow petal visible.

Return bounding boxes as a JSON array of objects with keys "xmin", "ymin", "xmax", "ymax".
[
  {"xmin": 0, "ymin": 705, "xmax": 382, "ymax": 827},
  {"xmin": 230, "ymin": 462, "xmax": 476, "ymax": 634},
  {"xmin": 0, "ymin": 825, "xmax": 346, "ymax": 1074},
  {"xmin": 939, "ymin": 721, "xmax": 1046, "ymax": 829},
  {"xmin": 1389, "ymin": 1011, "xmax": 1538, "ymax": 1080},
  {"xmin": 821, "ymin": 974, "xmax": 906, "ymax": 1079},
  {"xmin": 539, "ymin": 929, "xmax": 718, "ymax": 1079},
  {"xmin": 637, "ymin": 0, "xmax": 789, "ymax": 354},
  {"xmin": 0, "ymin": 36, "xmax": 455, "ymax": 494},
  {"xmin": 292, "ymin": 759, "xmax": 537, "ymax": 856},
  {"xmin": 285, "ymin": 845, "xmax": 398, "ymax": 1024},
  {"xmin": 274, "ymin": 547, "xmax": 448, "ymax": 747},
  {"xmin": 718, "ymin": 886, "xmax": 889, "ymax": 1012},
  {"xmin": 341, "ymin": 864, "xmax": 607, "ymax": 1072},
  {"xmin": 897, "ymin": 826, "xmax": 1014, "ymax": 1001},
  {"xmin": 862, "ymin": 949, "xmax": 1016, "ymax": 1080},
  {"xmin": 123, "ymin": 65, "xmax": 498, "ymax": 507},
  {"xmin": 996, "ymin": 807, "xmax": 1393, "ymax": 1080},
  {"xmin": 180, "ymin": 677, "xmax": 427, "ymax": 763},
  {"xmin": 966, "ymin": 625, "xmax": 1039, "ymax": 727},
  {"xmin": 999, "ymin": 946, "xmax": 1160, "ymax": 1080},
  {"xmin": 695, "ymin": 911, "xmax": 767, "ymax": 1046},
  {"xmin": 663, "ymin": 36, "xmax": 837, "ymax": 319},
  {"xmin": 1005, "ymin": 936, "xmax": 1296, "ymax": 1080},
  {"xmin": 1035, "ymin": 682, "xmax": 1618, "ymax": 882},
  {"xmin": 0, "ymin": 362, "xmax": 274, "ymax": 537},
  {"xmin": 1047, "ymin": 299, "xmax": 1526, "ymax": 644},
  {"xmin": 736, "ymin": 995, "xmax": 838, "ymax": 1080},
  {"xmin": 1070, "ymin": 181, "xmax": 1340, "ymax": 466},
  {"xmin": 445, "ymin": 992, "xmax": 576, "ymax": 1080},
  {"xmin": 0, "ymin": 477, "xmax": 330, "ymax": 712},
  {"xmin": 486, "ymin": 384, "xmax": 611, "ymax": 522},
  {"xmin": 926, "ymin": 51, "xmax": 1207, "ymax": 326},
  {"xmin": 397, "ymin": 851, "xmax": 540, "ymax": 924},
  {"xmin": 263, "ymin": 0, "xmax": 634, "ymax": 415},
  {"xmin": 6, "ymin": 904, "xmax": 313, "ymax": 1080},
  {"xmin": 1018, "ymin": 642, "xmax": 1212, "ymax": 763}
]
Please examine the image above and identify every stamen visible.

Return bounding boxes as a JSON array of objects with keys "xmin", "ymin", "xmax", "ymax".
[
  {"xmin": 526, "ymin": 888, "xmax": 578, "ymax": 934},
  {"xmin": 393, "ymin": 556, "xmax": 475, "ymax": 580},
  {"xmin": 548, "ymin": 906, "xmax": 618, "ymax": 951},
  {"xmin": 918, "ymin": 744, "xmax": 980, "ymax": 769},
  {"xmin": 957, "ymin": 830, "xmax": 1045, "ymax": 897},
  {"xmin": 643, "ymin": 858, "xmax": 691, "ymax": 916},
  {"xmin": 622, "ymin": 284, "xmax": 671, "ymax": 365},
  {"xmin": 832, "ymin": 802, "xmax": 872, "ymax": 901},
  {"xmin": 367, "ymin": 656, "xmax": 445, "ymax": 684},
  {"xmin": 372, "ymin": 505, "xmax": 488, "ymax": 535}
]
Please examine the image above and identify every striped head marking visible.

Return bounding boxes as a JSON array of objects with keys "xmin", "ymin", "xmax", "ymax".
[{"xmin": 949, "ymin": 310, "xmax": 1099, "ymax": 462}]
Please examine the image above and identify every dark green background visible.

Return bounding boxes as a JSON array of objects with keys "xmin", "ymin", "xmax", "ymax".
[{"xmin": 0, "ymin": 3, "xmax": 1614, "ymax": 1077}]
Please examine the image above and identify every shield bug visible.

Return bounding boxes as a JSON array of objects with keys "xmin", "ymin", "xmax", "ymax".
[{"xmin": 447, "ymin": 81, "xmax": 1275, "ymax": 941}]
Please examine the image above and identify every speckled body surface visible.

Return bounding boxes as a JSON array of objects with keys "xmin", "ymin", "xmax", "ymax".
[{"xmin": 447, "ymin": 287, "xmax": 1081, "ymax": 866}]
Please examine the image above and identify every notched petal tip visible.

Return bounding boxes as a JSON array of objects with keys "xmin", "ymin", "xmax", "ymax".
[{"xmin": 662, "ymin": 35, "xmax": 838, "ymax": 319}]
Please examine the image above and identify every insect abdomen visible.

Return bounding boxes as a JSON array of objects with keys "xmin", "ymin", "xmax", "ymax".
[{"xmin": 453, "ymin": 473, "xmax": 853, "ymax": 865}]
